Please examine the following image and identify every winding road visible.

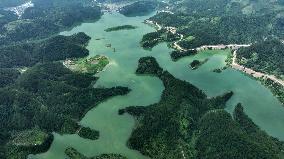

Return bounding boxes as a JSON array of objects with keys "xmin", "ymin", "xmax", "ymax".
[
  {"xmin": 146, "ymin": 17, "xmax": 284, "ymax": 87},
  {"xmin": 232, "ymin": 50, "xmax": 284, "ymax": 86}
]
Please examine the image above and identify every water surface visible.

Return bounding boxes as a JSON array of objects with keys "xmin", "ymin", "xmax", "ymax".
[{"xmin": 34, "ymin": 12, "xmax": 284, "ymax": 159}]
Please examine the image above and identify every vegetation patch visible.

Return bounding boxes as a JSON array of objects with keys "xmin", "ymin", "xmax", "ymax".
[
  {"xmin": 0, "ymin": 68, "xmax": 20, "ymax": 88},
  {"xmin": 148, "ymin": 0, "xmax": 284, "ymax": 50},
  {"xmin": 212, "ymin": 68, "xmax": 223, "ymax": 73},
  {"xmin": 260, "ymin": 78, "xmax": 284, "ymax": 105},
  {"xmin": 63, "ymin": 55, "xmax": 109, "ymax": 74},
  {"xmin": 237, "ymin": 39, "xmax": 284, "ymax": 78},
  {"xmin": 235, "ymin": 39, "xmax": 284, "ymax": 105},
  {"xmin": 170, "ymin": 50, "xmax": 198, "ymax": 61},
  {"xmin": 0, "ymin": 32, "xmax": 91, "ymax": 68},
  {"xmin": 120, "ymin": 56, "xmax": 235, "ymax": 158},
  {"xmin": 65, "ymin": 147, "xmax": 127, "ymax": 159},
  {"xmin": 0, "ymin": 62, "xmax": 130, "ymax": 159},
  {"xmin": 140, "ymin": 29, "xmax": 179, "ymax": 49},
  {"xmin": 119, "ymin": 0, "xmax": 158, "ymax": 17},
  {"xmin": 78, "ymin": 127, "xmax": 99, "ymax": 140},
  {"xmin": 5, "ymin": 128, "xmax": 54, "ymax": 159},
  {"xmin": 104, "ymin": 25, "xmax": 137, "ymax": 32},
  {"xmin": 189, "ymin": 58, "xmax": 209, "ymax": 70},
  {"xmin": 0, "ymin": 1, "xmax": 102, "ymax": 46}
]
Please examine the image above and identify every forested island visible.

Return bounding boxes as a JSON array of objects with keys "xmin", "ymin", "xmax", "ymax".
[
  {"xmin": 190, "ymin": 59, "xmax": 209, "ymax": 70},
  {"xmin": 119, "ymin": 57, "xmax": 284, "ymax": 159},
  {"xmin": 104, "ymin": 25, "xmax": 137, "ymax": 32}
]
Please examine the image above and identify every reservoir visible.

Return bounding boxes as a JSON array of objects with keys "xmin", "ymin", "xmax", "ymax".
[{"xmin": 34, "ymin": 12, "xmax": 284, "ymax": 159}]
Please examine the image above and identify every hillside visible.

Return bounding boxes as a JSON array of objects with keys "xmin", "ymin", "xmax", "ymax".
[
  {"xmin": 0, "ymin": 32, "xmax": 91, "ymax": 68},
  {"xmin": 0, "ymin": 62, "xmax": 130, "ymax": 159},
  {"xmin": 119, "ymin": 0, "xmax": 158, "ymax": 17},
  {"xmin": 0, "ymin": 0, "xmax": 101, "ymax": 46},
  {"xmin": 120, "ymin": 57, "xmax": 284, "ymax": 158},
  {"xmin": 145, "ymin": 0, "xmax": 284, "ymax": 49},
  {"xmin": 237, "ymin": 39, "xmax": 284, "ymax": 78}
]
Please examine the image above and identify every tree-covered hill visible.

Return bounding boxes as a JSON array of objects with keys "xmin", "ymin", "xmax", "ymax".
[
  {"xmin": 119, "ymin": 0, "xmax": 159, "ymax": 17},
  {"xmin": 0, "ymin": 1, "xmax": 130, "ymax": 159},
  {"xmin": 0, "ymin": 32, "xmax": 90, "ymax": 68},
  {"xmin": 120, "ymin": 56, "xmax": 284, "ymax": 159},
  {"xmin": 0, "ymin": 8, "xmax": 128, "ymax": 157},
  {"xmin": 0, "ymin": 62, "xmax": 130, "ymax": 159},
  {"xmin": 196, "ymin": 104, "xmax": 284, "ymax": 159},
  {"xmin": 146, "ymin": 0, "xmax": 284, "ymax": 50},
  {"xmin": 0, "ymin": 0, "xmax": 102, "ymax": 46}
]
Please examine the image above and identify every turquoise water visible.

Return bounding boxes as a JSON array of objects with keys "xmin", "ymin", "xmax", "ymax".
[{"xmin": 34, "ymin": 12, "xmax": 284, "ymax": 159}]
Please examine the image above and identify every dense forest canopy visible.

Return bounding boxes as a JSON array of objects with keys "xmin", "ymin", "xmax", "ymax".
[
  {"xmin": 0, "ymin": 0, "xmax": 284, "ymax": 159},
  {"xmin": 140, "ymin": 28, "xmax": 180, "ymax": 49},
  {"xmin": 0, "ymin": 0, "xmax": 101, "ymax": 46},
  {"xmin": 237, "ymin": 39, "xmax": 284, "ymax": 78},
  {"xmin": 0, "ymin": 2, "xmax": 127, "ymax": 159},
  {"xmin": 0, "ymin": 32, "xmax": 91, "ymax": 68},
  {"xmin": 65, "ymin": 147, "xmax": 128, "ymax": 159},
  {"xmin": 119, "ymin": 0, "xmax": 159, "ymax": 17},
  {"xmin": 0, "ymin": 61, "xmax": 130, "ymax": 159},
  {"xmin": 120, "ymin": 56, "xmax": 284, "ymax": 159},
  {"xmin": 148, "ymin": 0, "xmax": 284, "ymax": 49}
]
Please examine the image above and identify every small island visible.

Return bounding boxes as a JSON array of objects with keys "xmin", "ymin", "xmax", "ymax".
[
  {"xmin": 190, "ymin": 58, "xmax": 209, "ymax": 70},
  {"xmin": 104, "ymin": 25, "xmax": 137, "ymax": 32},
  {"xmin": 212, "ymin": 68, "xmax": 223, "ymax": 73},
  {"xmin": 63, "ymin": 55, "xmax": 109, "ymax": 74}
]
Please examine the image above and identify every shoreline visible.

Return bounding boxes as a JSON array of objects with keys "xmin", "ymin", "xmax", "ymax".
[
  {"xmin": 145, "ymin": 17, "xmax": 284, "ymax": 87},
  {"xmin": 231, "ymin": 50, "xmax": 284, "ymax": 87}
]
